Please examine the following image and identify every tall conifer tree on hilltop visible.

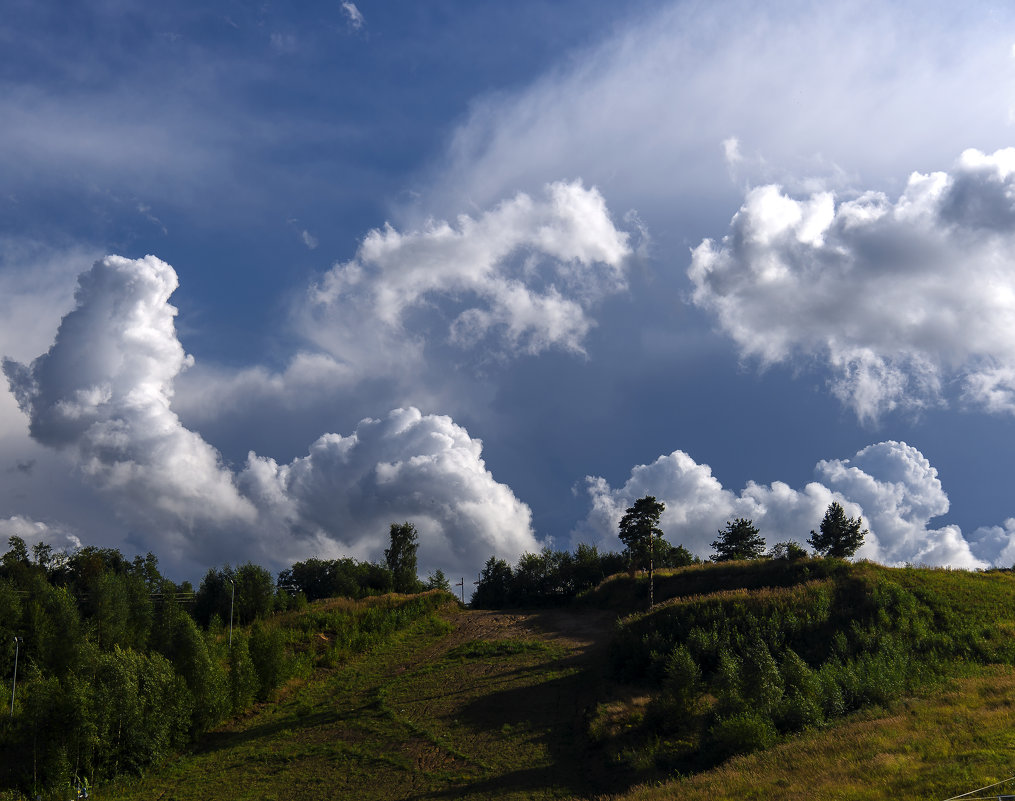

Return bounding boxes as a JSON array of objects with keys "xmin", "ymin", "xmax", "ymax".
[
  {"xmin": 619, "ymin": 495, "xmax": 666, "ymax": 609},
  {"xmin": 808, "ymin": 502, "xmax": 867, "ymax": 558}
]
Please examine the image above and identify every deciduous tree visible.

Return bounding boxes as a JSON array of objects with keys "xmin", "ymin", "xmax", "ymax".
[{"xmin": 385, "ymin": 522, "xmax": 421, "ymax": 593}]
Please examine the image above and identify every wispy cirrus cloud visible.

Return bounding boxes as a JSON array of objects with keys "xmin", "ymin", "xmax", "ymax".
[
  {"xmin": 422, "ymin": 1, "xmax": 1015, "ymax": 220},
  {"xmin": 341, "ymin": 2, "xmax": 365, "ymax": 30}
]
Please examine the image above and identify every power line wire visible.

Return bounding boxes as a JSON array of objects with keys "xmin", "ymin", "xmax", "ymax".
[{"xmin": 942, "ymin": 775, "xmax": 1015, "ymax": 801}]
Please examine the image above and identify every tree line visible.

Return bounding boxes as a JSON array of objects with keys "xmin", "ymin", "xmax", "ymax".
[
  {"xmin": 0, "ymin": 521, "xmax": 441, "ymax": 798},
  {"xmin": 0, "ymin": 500, "xmax": 868, "ymax": 795},
  {"xmin": 470, "ymin": 498, "xmax": 867, "ymax": 609}
]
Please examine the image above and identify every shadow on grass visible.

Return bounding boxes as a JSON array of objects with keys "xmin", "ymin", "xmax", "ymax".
[
  {"xmin": 195, "ymin": 706, "xmax": 345, "ymax": 754},
  {"xmin": 406, "ymin": 611, "xmax": 629, "ymax": 800},
  {"xmin": 402, "ymin": 661, "xmax": 631, "ymax": 800},
  {"xmin": 195, "ymin": 607, "xmax": 631, "ymax": 799},
  {"xmin": 406, "ymin": 760, "xmax": 626, "ymax": 801}
]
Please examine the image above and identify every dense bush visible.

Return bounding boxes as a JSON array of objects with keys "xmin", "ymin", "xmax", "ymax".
[
  {"xmin": 277, "ymin": 557, "xmax": 395, "ymax": 602},
  {"xmin": 600, "ymin": 560, "xmax": 1015, "ymax": 769},
  {"xmin": 471, "ymin": 543, "xmax": 695, "ymax": 608},
  {"xmin": 706, "ymin": 712, "xmax": 778, "ymax": 760},
  {"xmin": 0, "ymin": 534, "xmax": 446, "ymax": 798},
  {"xmin": 249, "ymin": 620, "xmax": 292, "ymax": 702}
]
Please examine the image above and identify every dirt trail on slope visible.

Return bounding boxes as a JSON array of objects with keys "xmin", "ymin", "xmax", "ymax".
[
  {"xmin": 447, "ymin": 607, "xmax": 616, "ymax": 650},
  {"xmin": 393, "ymin": 605, "xmax": 622, "ymax": 801}
]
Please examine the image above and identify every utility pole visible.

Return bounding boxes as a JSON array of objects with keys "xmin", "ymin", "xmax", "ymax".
[
  {"xmin": 10, "ymin": 636, "xmax": 21, "ymax": 718},
  {"xmin": 455, "ymin": 577, "xmax": 464, "ymax": 604},
  {"xmin": 228, "ymin": 577, "xmax": 235, "ymax": 647}
]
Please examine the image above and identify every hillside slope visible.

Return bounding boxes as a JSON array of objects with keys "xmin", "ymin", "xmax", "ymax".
[
  {"xmin": 101, "ymin": 562, "xmax": 1015, "ymax": 801},
  {"xmin": 104, "ymin": 601, "xmax": 620, "ymax": 801}
]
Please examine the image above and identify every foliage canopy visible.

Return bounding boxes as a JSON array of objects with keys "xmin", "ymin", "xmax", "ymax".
[
  {"xmin": 618, "ymin": 496, "xmax": 666, "ymax": 569},
  {"xmin": 808, "ymin": 502, "xmax": 867, "ymax": 558},
  {"xmin": 385, "ymin": 521, "xmax": 422, "ymax": 593},
  {"xmin": 711, "ymin": 518, "xmax": 766, "ymax": 562}
]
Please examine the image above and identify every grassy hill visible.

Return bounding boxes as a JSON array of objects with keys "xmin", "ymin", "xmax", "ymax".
[{"xmin": 98, "ymin": 561, "xmax": 1015, "ymax": 801}]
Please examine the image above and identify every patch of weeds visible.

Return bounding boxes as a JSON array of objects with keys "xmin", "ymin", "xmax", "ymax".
[
  {"xmin": 419, "ymin": 614, "xmax": 454, "ymax": 637},
  {"xmin": 333, "ymin": 741, "xmax": 413, "ymax": 771},
  {"xmin": 447, "ymin": 638, "xmax": 562, "ymax": 660},
  {"xmin": 588, "ymin": 696, "xmax": 651, "ymax": 743}
]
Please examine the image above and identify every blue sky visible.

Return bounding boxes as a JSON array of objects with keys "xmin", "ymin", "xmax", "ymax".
[{"xmin": 4, "ymin": 0, "xmax": 1015, "ymax": 581}]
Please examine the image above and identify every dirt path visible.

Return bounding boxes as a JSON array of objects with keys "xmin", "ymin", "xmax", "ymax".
[
  {"xmin": 445, "ymin": 607, "xmax": 617, "ymax": 650},
  {"xmin": 111, "ymin": 602, "xmax": 624, "ymax": 801},
  {"xmin": 391, "ymin": 605, "xmax": 622, "ymax": 801}
]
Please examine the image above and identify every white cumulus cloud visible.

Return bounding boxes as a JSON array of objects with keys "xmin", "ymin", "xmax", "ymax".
[
  {"xmin": 690, "ymin": 148, "xmax": 1015, "ymax": 421},
  {"xmin": 303, "ymin": 180, "xmax": 631, "ymax": 378},
  {"xmin": 577, "ymin": 440, "xmax": 992, "ymax": 569},
  {"xmin": 2, "ymin": 255, "xmax": 257, "ymax": 537},
  {"xmin": 172, "ymin": 351, "xmax": 357, "ymax": 424},
  {"xmin": 239, "ymin": 407, "xmax": 539, "ymax": 576},
  {"xmin": 3, "ymin": 255, "xmax": 539, "ymax": 575},
  {"xmin": 0, "ymin": 515, "xmax": 82, "ymax": 554}
]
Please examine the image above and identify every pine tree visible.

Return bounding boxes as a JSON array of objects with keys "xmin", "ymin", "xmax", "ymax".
[
  {"xmin": 808, "ymin": 502, "xmax": 867, "ymax": 558},
  {"xmin": 711, "ymin": 518, "xmax": 765, "ymax": 562},
  {"xmin": 618, "ymin": 495, "xmax": 666, "ymax": 608}
]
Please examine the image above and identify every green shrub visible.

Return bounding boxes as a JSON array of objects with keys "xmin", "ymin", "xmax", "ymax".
[
  {"xmin": 663, "ymin": 644, "xmax": 702, "ymax": 709},
  {"xmin": 228, "ymin": 632, "xmax": 258, "ymax": 713},
  {"xmin": 740, "ymin": 633, "xmax": 783, "ymax": 715},
  {"xmin": 706, "ymin": 712, "xmax": 777, "ymax": 760},
  {"xmin": 711, "ymin": 647, "xmax": 744, "ymax": 719},
  {"xmin": 775, "ymin": 648, "xmax": 824, "ymax": 731},
  {"xmin": 647, "ymin": 644, "xmax": 704, "ymax": 733},
  {"xmin": 249, "ymin": 621, "xmax": 291, "ymax": 701}
]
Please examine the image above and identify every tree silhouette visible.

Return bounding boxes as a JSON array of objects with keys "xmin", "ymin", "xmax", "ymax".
[
  {"xmin": 711, "ymin": 518, "xmax": 766, "ymax": 562},
  {"xmin": 619, "ymin": 495, "xmax": 666, "ymax": 608},
  {"xmin": 808, "ymin": 502, "xmax": 866, "ymax": 558},
  {"xmin": 385, "ymin": 522, "xmax": 421, "ymax": 593}
]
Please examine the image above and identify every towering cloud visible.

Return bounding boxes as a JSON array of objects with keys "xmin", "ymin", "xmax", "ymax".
[
  {"xmin": 2, "ymin": 255, "xmax": 257, "ymax": 540},
  {"xmin": 690, "ymin": 148, "xmax": 1015, "ymax": 421},
  {"xmin": 3, "ymin": 255, "xmax": 538, "ymax": 574},
  {"xmin": 240, "ymin": 407, "xmax": 539, "ymax": 573},
  {"xmin": 577, "ymin": 440, "xmax": 992, "ymax": 569}
]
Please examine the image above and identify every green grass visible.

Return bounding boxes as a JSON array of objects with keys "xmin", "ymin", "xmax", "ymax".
[
  {"xmin": 606, "ymin": 666, "xmax": 1015, "ymax": 801},
  {"xmin": 100, "ymin": 604, "xmax": 620, "ymax": 801},
  {"xmin": 578, "ymin": 558, "xmax": 847, "ymax": 614},
  {"xmin": 86, "ymin": 564, "xmax": 1015, "ymax": 800},
  {"xmin": 446, "ymin": 638, "xmax": 565, "ymax": 660}
]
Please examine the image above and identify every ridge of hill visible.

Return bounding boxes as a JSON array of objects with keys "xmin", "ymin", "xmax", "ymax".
[{"xmin": 100, "ymin": 561, "xmax": 1015, "ymax": 801}]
